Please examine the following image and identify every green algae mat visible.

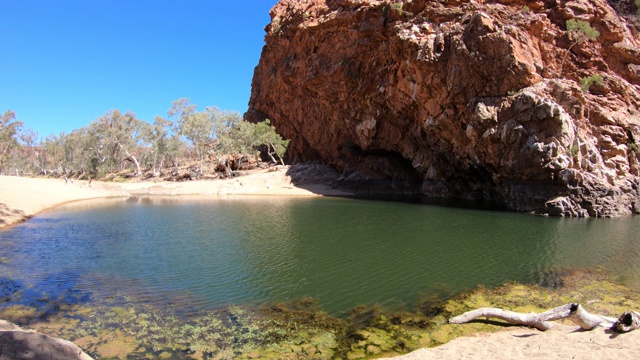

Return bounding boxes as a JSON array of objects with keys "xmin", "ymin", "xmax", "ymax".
[{"xmin": 1, "ymin": 268, "xmax": 638, "ymax": 359}]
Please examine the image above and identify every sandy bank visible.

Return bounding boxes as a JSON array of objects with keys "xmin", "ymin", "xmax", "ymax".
[
  {"xmin": 0, "ymin": 167, "xmax": 349, "ymax": 229},
  {"xmin": 382, "ymin": 326, "xmax": 640, "ymax": 359}
]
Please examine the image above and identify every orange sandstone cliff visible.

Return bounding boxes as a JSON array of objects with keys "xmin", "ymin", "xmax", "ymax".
[{"xmin": 247, "ymin": 0, "xmax": 640, "ymax": 217}]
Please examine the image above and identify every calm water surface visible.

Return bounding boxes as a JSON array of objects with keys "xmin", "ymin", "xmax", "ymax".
[{"xmin": 1, "ymin": 196, "xmax": 639, "ymax": 315}]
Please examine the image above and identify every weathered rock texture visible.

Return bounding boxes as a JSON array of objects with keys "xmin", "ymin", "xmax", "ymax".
[
  {"xmin": 0, "ymin": 320, "xmax": 93, "ymax": 360},
  {"xmin": 247, "ymin": 0, "xmax": 640, "ymax": 216}
]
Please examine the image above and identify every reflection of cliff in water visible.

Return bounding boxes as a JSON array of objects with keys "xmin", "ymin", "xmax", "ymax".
[{"xmin": 550, "ymin": 217, "xmax": 640, "ymax": 288}]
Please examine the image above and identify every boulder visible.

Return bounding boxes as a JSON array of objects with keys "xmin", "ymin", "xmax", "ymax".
[{"xmin": 0, "ymin": 320, "xmax": 92, "ymax": 360}]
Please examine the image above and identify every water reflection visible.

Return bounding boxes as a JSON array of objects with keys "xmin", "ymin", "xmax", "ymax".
[{"xmin": 0, "ymin": 196, "xmax": 639, "ymax": 315}]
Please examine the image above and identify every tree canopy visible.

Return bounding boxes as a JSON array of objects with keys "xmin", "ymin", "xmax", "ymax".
[{"xmin": 0, "ymin": 99, "xmax": 291, "ymax": 179}]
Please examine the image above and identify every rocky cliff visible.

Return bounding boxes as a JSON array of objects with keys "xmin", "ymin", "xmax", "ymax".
[{"xmin": 247, "ymin": 0, "xmax": 640, "ymax": 217}]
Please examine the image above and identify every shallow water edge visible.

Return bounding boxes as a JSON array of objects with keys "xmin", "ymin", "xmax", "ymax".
[{"xmin": 1, "ymin": 268, "xmax": 638, "ymax": 359}]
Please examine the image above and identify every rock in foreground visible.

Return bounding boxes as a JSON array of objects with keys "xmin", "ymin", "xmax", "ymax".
[
  {"xmin": 247, "ymin": 0, "xmax": 640, "ymax": 216},
  {"xmin": 0, "ymin": 320, "xmax": 93, "ymax": 360}
]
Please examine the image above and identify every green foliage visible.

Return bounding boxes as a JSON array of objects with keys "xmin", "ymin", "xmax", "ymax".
[
  {"xmin": 5, "ymin": 99, "xmax": 290, "ymax": 179},
  {"xmin": 0, "ymin": 110, "xmax": 24, "ymax": 175},
  {"xmin": 254, "ymin": 119, "xmax": 291, "ymax": 163},
  {"xmin": 560, "ymin": 19, "xmax": 600, "ymax": 75},
  {"xmin": 271, "ymin": 17, "xmax": 281, "ymax": 33},
  {"xmin": 566, "ymin": 19, "xmax": 600, "ymax": 41},
  {"xmin": 89, "ymin": 110, "xmax": 146, "ymax": 176},
  {"xmin": 141, "ymin": 116, "xmax": 180, "ymax": 175},
  {"xmin": 390, "ymin": 2, "xmax": 403, "ymax": 14},
  {"xmin": 580, "ymin": 74, "xmax": 604, "ymax": 92},
  {"xmin": 521, "ymin": 5, "xmax": 530, "ymax": 13},
  {"xmin": 219, "ymin": 119, "xmax": 291, "ymax": 165},
  {"xmin": 169, "ymin": 98, "xmax": 245, "ymax": 175},
  {"xmin": 568, "ymin": 143, "xmax": 580, "ymax": 157}
]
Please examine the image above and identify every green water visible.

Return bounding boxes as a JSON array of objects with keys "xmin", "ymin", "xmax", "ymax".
[{"xmin": 1, "ymin": 196, "xmax": 639, "ymax": 315}]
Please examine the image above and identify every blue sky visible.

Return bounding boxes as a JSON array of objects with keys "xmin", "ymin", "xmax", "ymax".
[{"xmin": 1, "ymin": 1, "xmax": 277, "ymax": 138}]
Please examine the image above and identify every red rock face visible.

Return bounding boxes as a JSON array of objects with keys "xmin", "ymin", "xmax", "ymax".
[{"xmin": 247, "ymin": 0, "xmax": 640, "ymax": 217}]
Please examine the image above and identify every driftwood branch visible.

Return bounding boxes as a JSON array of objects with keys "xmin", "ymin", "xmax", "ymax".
[
  {"xmin": 613, "ymin": 311, "xmax": 640, "ymax": 332},
  {"xmin": 448, "ymin": 303, "xmax": 640, "ymax": 332}
]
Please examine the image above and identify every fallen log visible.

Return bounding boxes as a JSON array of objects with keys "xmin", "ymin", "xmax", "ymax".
[
  {"xmin": 613, "ymin": 311, "xmax": 640, "ymax": 332},
  {"xmin": 449, "ymin": 303, "xmax": 623, "ymax": 331}
]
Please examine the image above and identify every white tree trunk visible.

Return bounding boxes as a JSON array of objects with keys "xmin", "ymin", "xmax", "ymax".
[
  {"xmin": 450, "ymin": 303, "xmax": 621, "ymax": 331},
  {"xmin": 118, "ymin": 143, "xmax": 142, "ymax": 176}
]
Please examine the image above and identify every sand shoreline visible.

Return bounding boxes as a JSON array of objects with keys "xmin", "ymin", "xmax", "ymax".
[
  {"xmin": 379, "ymin": 326, "xmax": 640, "ymax": 359},
  {"xmin": 0, "ymin": 167, "xmax": 350, "ymax": 230}
]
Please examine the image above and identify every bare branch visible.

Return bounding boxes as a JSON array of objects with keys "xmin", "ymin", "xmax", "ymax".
[{"xmin": 450, "ymin": 303, "xmax": 620, "ymax": 331}]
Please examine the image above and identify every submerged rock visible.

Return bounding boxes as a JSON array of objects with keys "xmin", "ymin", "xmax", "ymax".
[
  {"xmin": 247, "ymin": 0, "xmax": 640, "ymax": 216},
  {"xmin": 0, "ymin": 320, "xmax": 92, "ymax": 360}
]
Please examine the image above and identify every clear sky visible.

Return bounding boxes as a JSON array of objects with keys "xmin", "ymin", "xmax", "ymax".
[{"xmin": 1, "ymin": 1, "xmax": 277, "ymax": 139}]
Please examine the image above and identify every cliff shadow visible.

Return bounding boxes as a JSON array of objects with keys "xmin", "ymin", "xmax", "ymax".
[
  {"xmin": 285, "ymin": 162, "xmax": 350, "ymax": 196},
  {"xmin": 284, "ymin": 161, "xmax": 419, "ymax": 197}
]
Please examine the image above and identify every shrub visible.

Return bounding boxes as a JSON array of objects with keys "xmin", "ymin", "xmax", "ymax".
[
  {"xmin": 566, "ymin": 19, "xmax": 600, "ymax": 41},
  {"xmin": 390, "ymin": 2, "xmax": 403, "ymax": 14},
  {"xmin": 580, "ymin": 74, "xmax": 604, "ymax": 92}
]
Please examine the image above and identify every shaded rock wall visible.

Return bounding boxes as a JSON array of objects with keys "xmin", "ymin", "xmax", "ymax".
[{"xmin": 247, "ymin": 0, "xmax": 640, "ymax": 216}]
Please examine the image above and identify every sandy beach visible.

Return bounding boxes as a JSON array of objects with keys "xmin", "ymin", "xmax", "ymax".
[
  {"xmin": 381, "ymin": 326, "xmax": 640, "ymax": 359},
  {"xmin": 1, "ymin": 169, "xmax": 640, "ymax": 359},
  {"xmin": 0, "ymin": 167, "xmax": 348, "ymax": 230}
]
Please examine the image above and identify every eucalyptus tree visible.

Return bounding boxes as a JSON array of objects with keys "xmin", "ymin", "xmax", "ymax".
[
  {"xmin": 142, "ymin": 116, "xmax": 181, "ymax": 176},
  {"xmin": 89, "ymin": 110, "xmax": 146, "ymax": 176},
  {"xmin": 3, "ymin": 125, "xmax": 38, "ymax": 176},
  {"xmin": 41, "ymin": 134, "xmax": 66, "ymax": 174},
  {"xmin": 0, "ymin": 110, "xmax": 24, "ymax": 175},
  {"xmin": 218, "ymin": 119, "xmax": 256, "ymax": 155},
  {"xmin": 18, "ymin": 128, "xmax": 40, "ymax": 175},
  {"xmin": 169, "ymin": 98, "xmax": 216, "ymax": 175},
  {"xmin": 207, "ymin": 106, "xmax": 243, "ymax": 138},
  {"xmin": 61, "ymin": 129, "xmax": 95, "ymax": 175},
  {"xmin": 253, "ymin": 119, "xmax": 290, "ymax": 165},
  {"xmin": 218, "ymin": 119, "xmax": 290, "ymax": 165}
]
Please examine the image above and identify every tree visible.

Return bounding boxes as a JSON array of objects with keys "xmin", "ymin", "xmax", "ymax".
[
  {"xmin": 61, "ymin": 129, "xmax": 94, "ymax": 175},
  {"xmin": 179, "ymin": 111, "xmax": 214, "ymax": 175},
  {"xmin": 18, "ymin": 128, "xmax": 40, "ymax": 175},
  {"xmin": 42, "ymin": 134, "xmax": 66, "ymax": 174},
  {"xmin": 0, "ymin": 110, "xmax": 24, "ymax": 175},
  {"xmin": 218, "ymin": 119, "xmax": 290, "ymax": 165},
  {"xmin": 142, "ymin": 116, "xmax": 180, "ymax": 176},
  {"xmin": 167, "ymin": 97, "xmax": 197, "ymax": 119},
  {"xmin": 207, "ymin": 106, "xmax": 242, "ymax": 139},
  {"xmin": 170, "ymin": 98, "xmax": 215, "ymax": 176},
  {"xmin": 1, "ymin": 101, "xmax": 290, "ymax": 180},
  {"xmin": 560, "ymin": 19, "xmax": 600, "ymax": 74},
  {"xmin": 254, "ymin": 119, "xmax": 290, "ymax": 165},
  {"xmin": 88, "ymin": 110, "xmax": 145, "ymax": 176}
]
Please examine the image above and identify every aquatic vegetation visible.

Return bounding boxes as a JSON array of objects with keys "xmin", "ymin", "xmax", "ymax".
[{"xmin": 0, "ymin": 268, "xmax": 638, "ymax": 359}]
